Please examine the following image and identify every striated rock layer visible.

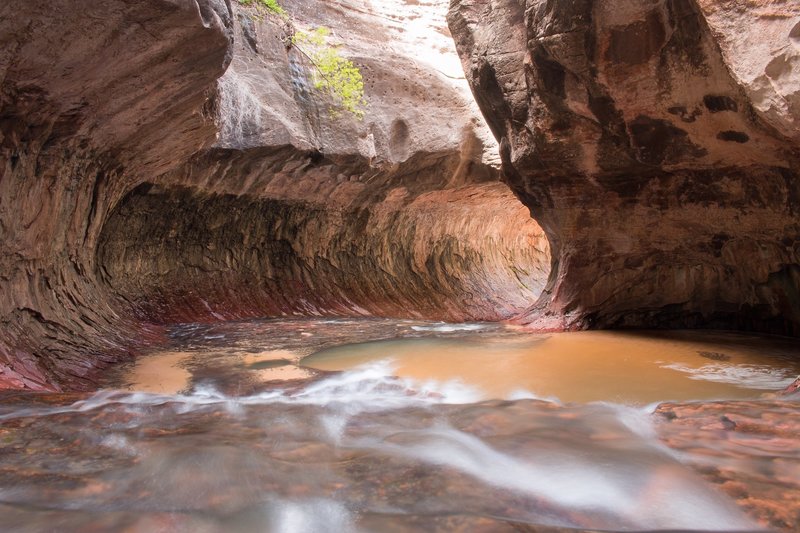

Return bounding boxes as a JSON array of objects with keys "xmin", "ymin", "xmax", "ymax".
[
  {"xmin": 98, "ymin": 179, "xmax": 547, "ymax": 324},
  {"xmin": 0, "ymin": 0, "xmax": 550, "ymax": 390},
  {"xmin": 448, "ymin": 0, "xmax": 800, "ymax": 335},
  {"xmin": 0, "ymin": 0, "xmax": 235, "ymax": 390}
]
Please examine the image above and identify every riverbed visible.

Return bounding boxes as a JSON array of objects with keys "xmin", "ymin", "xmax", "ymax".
[{"xmin": 0, "ymin": 318, "xmax": 798, "ymax": 531}]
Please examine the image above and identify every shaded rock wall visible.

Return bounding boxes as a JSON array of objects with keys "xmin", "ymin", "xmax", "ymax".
[
  {"xmin": 449, "ymin": 0, "xmax": 800, "ymax": 334},
  {"xmin": 98, "ymin": 179, "xmax": 547, "ymax": 323},
  {"xmin": 0, "ymin": 0, "xmax": 550, "ymax": 390},
  {"xmin": 0, "ymin": 0, "xmax": 234, "ymax": 389},
  {"xmin": 104, "ymin": 0, "xmax": 549, "ymax": 325}
]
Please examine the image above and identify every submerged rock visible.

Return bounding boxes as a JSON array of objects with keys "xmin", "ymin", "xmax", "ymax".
[
  {"xmin": 655, "ymin": 399, "xmax": 800, "ymax": 530},
  {"xmin": 780, "ymin": 376, "xmax": 800, "ymax": 397}
]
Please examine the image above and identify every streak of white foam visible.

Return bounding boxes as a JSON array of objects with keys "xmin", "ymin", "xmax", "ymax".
[
  {"xmin": 268, "ymin": 499, "xmax": 358, "ymax": 533},
  {"xmin": 662, "ymin": 362, "xmax": 797, "ymax": 389},
  {"xmin": 410, "ymin": 323, "xmax": 488, "ymax": 332},
  {"xmin": 367, "ymin": 425, "xmax": 757, "ymax": 531},
  {"xmin": 100, "ymin": 434, "xmax": 138, "ymax": 457},
  {"xmin": 0, "ymin": 361, "xmax": 482, "ymax": 422},
  {"xmin": 506, "ymin": 388, "xmax": 561, "ymax": 403},
  {"xmin": 276, "ymin": 360, "xmax": 482, "ymax": 412}
]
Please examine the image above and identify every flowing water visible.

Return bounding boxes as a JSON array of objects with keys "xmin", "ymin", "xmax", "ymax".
[{"xmin": 1, "ymin": 318, "xmax": 798, "ymax": 532}]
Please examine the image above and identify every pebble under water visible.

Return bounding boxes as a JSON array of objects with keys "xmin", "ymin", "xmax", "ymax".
[{"xmin": 0, "ymin": 319, "xmax": 798, "ymax": 532}]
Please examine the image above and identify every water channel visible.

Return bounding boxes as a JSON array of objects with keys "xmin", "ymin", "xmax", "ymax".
[{"xmin": 1, "ymin": 319, "xmax": 798, "ymax": 531}]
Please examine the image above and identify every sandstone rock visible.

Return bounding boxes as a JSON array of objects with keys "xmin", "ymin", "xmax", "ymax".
[
  {"xmin": 779, "ymin": 375, "xmax": 800, "ymax": 397},
  {"xmin": 0, "ymin": 0, "xmax": 550, "ymax": 390},
  {"xmin": 697, "ymin": 0, "xmax": 800, "ymax": 143},
  {"xmin": 655, "ymin": 399, "xmax": 800, "ymax": 530},
  {"xmin": 449, "ymin": 0, "xmax": 800, "ymax": 334},
  {"xmin": 95, "ymin": 0, "xmax": 550, "ymax": 325},
  {"xmin": 0, "ymin": 0, "xmax": 234, "ymax": 390}
]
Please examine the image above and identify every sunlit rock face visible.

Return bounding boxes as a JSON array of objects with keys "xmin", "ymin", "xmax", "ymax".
[
  {"xmin": 449, "ymin": 0, "xmax": 800, "ymax": 335},
  {"xmin": 0, "ymin": 0, "xmax": 549, "ymax": 390},
  {"xmin": 216, "ymin": 0, "xmax": 499, "ymax": 166}
]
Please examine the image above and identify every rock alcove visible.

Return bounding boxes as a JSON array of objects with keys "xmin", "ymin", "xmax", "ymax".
[{"xmin": 2, "ymin": 1, "xmax": 800, "ymax": 530}]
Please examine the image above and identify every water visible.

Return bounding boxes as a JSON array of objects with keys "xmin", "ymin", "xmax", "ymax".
[
  {"xmin": 303, "ymin": 329, "xmax": 800, "ymax": 404},
  {"xmin": 1, "ymin": 319, "xmax": 798, "ymax": 531}
]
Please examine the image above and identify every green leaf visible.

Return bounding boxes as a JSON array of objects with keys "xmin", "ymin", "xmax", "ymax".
[{"xmin": 292, "ymin": 27, "xmax": 367, "ymax": 119}]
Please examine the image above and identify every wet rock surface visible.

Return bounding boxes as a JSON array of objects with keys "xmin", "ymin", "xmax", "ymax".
[
  {"xmin": 101, "ymin": 318, "xmax": 514, "ymax": 395},
  {"xmin": 448, "ymin": 0, "xmax": 800, "ymax": 335},
  {"xmin": 2, "ymin": 318, "xmax": 797, "ymax": 531},
  {"xmin": 0, "ymin": 384, "xmax": 781, "ymax": 532},
  {"xmin": 655, "ymin": 400, "xmax": 800, "ymax": 530}
]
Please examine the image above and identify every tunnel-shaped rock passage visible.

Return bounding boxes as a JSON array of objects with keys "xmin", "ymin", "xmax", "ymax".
[
  {"xmin": 97, "ymin": 180, "xmax": 551, "ymax": 324},
  {"xmin": 1, "ymin": 0, "xmax": 556, "ymax": 391}
]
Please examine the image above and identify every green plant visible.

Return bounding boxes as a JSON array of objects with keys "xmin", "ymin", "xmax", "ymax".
[
  {"xmin": 237, "ymin": 0, "xmax": 286, "ymax": 18},
  {"xmin": 292, "ymin": 27, "xmax": 367, "ymax": 119}
]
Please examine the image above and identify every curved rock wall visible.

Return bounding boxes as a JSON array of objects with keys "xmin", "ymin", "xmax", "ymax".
[
  {"xmin": 0, "ymin": 0, "xmax": 550, "ymax": 390},
  {"xmin": 0, "ymin": 0, "xmax": 234, "ymax": 389},
  {"xmin": 109, "ymin": 0, "xmax": 549, "ymax": 325},
  {"xmin": 449, "ymin": 0, "xmax": 800, "ymax": 335},
  {"xmin": 97, "ymin": 180, "xmax": 547, "ymax": 323}
]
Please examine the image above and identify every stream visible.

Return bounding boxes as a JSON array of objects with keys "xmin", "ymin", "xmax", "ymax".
[{"xmin": 0, "ymin": 319, "xmax": 798, "ymax": 532}]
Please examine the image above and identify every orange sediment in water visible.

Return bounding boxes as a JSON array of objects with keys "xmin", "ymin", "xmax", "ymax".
[
  {"xmin": 302, "ymin": 330, "xmax": 800, "ymax": 404},
  {"xmin": 125, "ymin": 351, "xmax": 192, "ymax": 394}
]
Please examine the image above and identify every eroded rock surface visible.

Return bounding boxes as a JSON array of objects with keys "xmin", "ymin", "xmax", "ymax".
[
  {"xmin": 0, "ymin": 0, "xmax": 234, "ymax": 389},
  {"xmin": 95, "ymin": 0, "xmax": 549, "ymax": 325},
  {"xmin": 0, "ymin": 0, "xmax": 550, "ymax": 390},
  {"xmin": 448, "ymin": 0, "xmax": 800, "ymax": 334},
  {"xmin": 98, "ymin": 179, "xmax": 547, "ymax": 323}
]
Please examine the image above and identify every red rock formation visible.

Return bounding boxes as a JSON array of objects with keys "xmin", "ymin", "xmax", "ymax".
[
  {"xmin": 448, "ymin": 0, "xmax": 800, "ymax": 335},
  {"xmin": 0, "ymin": 0, "xmax": 551, "ymax": 390},
  {"xmin": 0, "ymin": 0, "xmax": 234, "ymax": 390},
  {"xmin": 95, "ymin": 0, "xmax": 550, "ymax": 325},
  {"xmin": 97, "ymin": 179, "xmax": 548, "ymax": 324}
]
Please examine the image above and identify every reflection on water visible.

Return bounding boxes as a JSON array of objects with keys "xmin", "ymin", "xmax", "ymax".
[
  {"xmin": 124, "ymin": 351, "xmax": 192, "ymax": 394},
  {"xmin": 303, "ymin": 330, "xmax": 800, "ymax": 404},
  {"xmin": 1, "ymin": 319, "xmax": 798, "ymax": 531}
]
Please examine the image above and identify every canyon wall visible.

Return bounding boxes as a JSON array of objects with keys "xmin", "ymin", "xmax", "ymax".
[
  {"xmin": 449, "ymin": 0, "xmax": 800, "ymax": 334},
  {"xmin": 0, "ymin": 0, "xmax": 235, "ymax": 389},
  {"xmin": 0, "ymin": 0, "xmax": 549, "ymax": 390},
  {"xmin": 96, "ymin": 0, "xmax": 549, "ymax": 325}
]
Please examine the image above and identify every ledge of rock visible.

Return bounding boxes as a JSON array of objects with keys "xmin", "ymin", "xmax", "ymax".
[{"xmin": 448, "ymin": 0, "xmax": 800, "ymax": 335}]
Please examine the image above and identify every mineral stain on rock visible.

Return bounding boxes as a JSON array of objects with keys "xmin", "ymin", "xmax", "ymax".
[{"xmin": 698, "ymin": 351, "xmax": 732, "ymax": 362}]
